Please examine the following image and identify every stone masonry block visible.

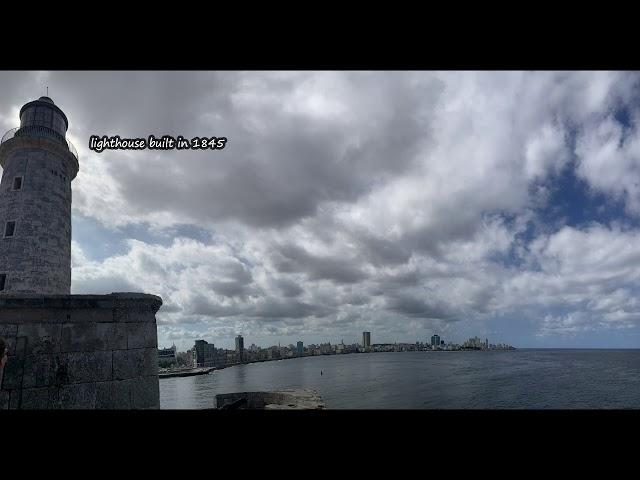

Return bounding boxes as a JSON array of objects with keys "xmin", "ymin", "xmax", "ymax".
[
  {"xmin": 60, "ymin": 322, "xmax": 97, "ymax": 352},
  {"xmin": 0, "ymin": 324, "xmax": 17, "ymax": 355},
  {"xmin": 95, "ymin": 379, "xmax": 139, "ymax": 409},
  {"xmin": 111, "ymin": 379, "xmax": 133, "ymax": 409},
  {"xmin": 143, "ymin": 347, "xmax": 158, "ymax": 377},
  {"xmin": 2, "ymin": 309, "xmax": 45, "ymax": 323},
  {"xmin": 0, "ymin": 390, "xmax": 9, "ymax": 409},
  {"xmin": 1, "ymin": 358, "xmax": 23, "ymax": 390},
  {"xmin": 0, "ymin": 323, "xmax": 18, "ymax": 339},
  {"xmin": 57, "ymin": 308, "xmax": 113, "ymax": 323},
  {"xmin": 95, "ymin": 381, "xmax": 113, "ymax": 409},
  {"xmin": 95, "ymin": 322, "xmax": 127, "ymax": 350},
  {"xmin": 131, "ymin": 375, "xmax": 159, "ymax": 409},
  {"xmin": 127, "ymin": 322, "xmax": 158, "ymax": 349},
  {"xmin": 16, "ymin": 323, "xmax": 62, "ymax": 355},
  {"xmin": 9, "ymin": 389, "xmax": 21, "ymax": 409},
  {"xmin": 56, "ymin": 351, "xmax": 113, "ymax": 384},
  {"xmin": 111, "ymin": 347, "xmax": 156, "ymax": 380},
  {"xmin": 57, "ymin": 382, "xmax": 97, "ymax": 409},
  {"xmin": 113, "ymin": 348, "xmax": 145, "ymax": 381},
  {"xmin": 20, "ymin": 386, "xmax": 50, "ymax": 409},
  {"xmin": 21, "ymin": 354, "xmax": 56, "ymax": 388}
]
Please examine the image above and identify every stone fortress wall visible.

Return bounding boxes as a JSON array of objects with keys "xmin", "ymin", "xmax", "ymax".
[{"xmin": 0, "ymin": 293, "xmax": 161, "ymax": 409}]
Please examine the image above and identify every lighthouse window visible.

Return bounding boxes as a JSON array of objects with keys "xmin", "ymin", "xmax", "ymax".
[
  {"xmin": 13, "ymin": 176, "xmax": 23, "ymax": 191},
  {"xmin": 4, "ymin": 221, "xmax": 15, "ymax": 238},
  {"xmin": 0, "ymin": 274, "xmax": 5, "ymax": 291}
]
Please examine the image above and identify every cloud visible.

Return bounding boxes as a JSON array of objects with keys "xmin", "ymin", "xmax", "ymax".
[{"xmin": 3, "ymin": 71, "xmax": 640, "ymax": 348}]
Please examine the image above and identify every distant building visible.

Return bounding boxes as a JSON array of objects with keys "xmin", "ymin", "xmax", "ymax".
[
  {"xmin": 363, "ymin": 332, "xmax": 371, "ymax": 349},
  {"xmin": 194, "ymin": 339, "xmax": 217, "ymax": 367},
  {"xmin": 158, "ymin": 344, "xmax": 177, "ymax": 366},
  {"xmin": 235, "ymin": 335, "xmax": 244, "ymax": 362},
  {"xmin": 297, "ymin": 341, "xmax": 304, "ymax": 355},
  {"xmin": 431, "ymin": 335, "xmax": 441, "ymax": 348}
]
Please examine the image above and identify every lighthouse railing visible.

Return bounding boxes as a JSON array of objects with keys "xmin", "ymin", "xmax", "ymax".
[
  {"xmin": 1, "ymin": 127, "xmax": 19, "ymax": 145},
  {"xmin": 66, "ymin": 139, "xmax": 78, "ymax": 161},
  {"xmin": 1, "ymin": 126, "xmax": 78, "ymax": 161}
]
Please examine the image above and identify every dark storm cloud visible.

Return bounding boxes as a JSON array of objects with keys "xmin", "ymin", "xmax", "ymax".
[
  {"xmin": 188, "ymin": 294, "xmax": 242, "ymax": 318},
  {"xmin": 250, "ymin": 298, "xmax": 335, "ymax": 320},
  {"xmin": 356, "ymin": 232, "xmax": 412, "ymax": 267},
  {"xmin": 208, "ymin": 280, "xmax": 250, "ymax": 298},
  {"xmin": 44, "ymin": 71, "xmax": 446, "ymax": 229},
  {"xmin": 275, "ymin": 243, "xmax": 368, "ymax": 284},
  {"xmin": 385, "ymin": 293, "xmax": 458, "ymax": 321},
  {"xmin": 274, "ymin": 277, "xmax": 304, "ymax": 298}
]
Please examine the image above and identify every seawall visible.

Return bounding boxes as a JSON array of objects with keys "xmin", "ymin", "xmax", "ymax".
[{"xmin": 0, "ymin": 292, "xmax": 162, "ymax": 409}]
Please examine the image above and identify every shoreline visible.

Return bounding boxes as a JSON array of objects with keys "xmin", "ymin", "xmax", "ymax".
[{"xmin": 159, "ymin": 348, "xmax": 519, "ymax": 378}]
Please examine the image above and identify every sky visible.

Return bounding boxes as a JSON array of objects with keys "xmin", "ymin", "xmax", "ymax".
[{"xmin": 1, "ymin": 71, "xmax": 640, "ymax": 351}]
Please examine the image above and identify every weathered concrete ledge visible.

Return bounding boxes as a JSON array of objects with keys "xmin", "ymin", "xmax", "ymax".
[
  {"xmin": 215, "ymin": 389, "xmax": 325, "ymax": 410},
  {"xmin": 0, "ymin": 292, "xmax": 162, "ymax": 409}
]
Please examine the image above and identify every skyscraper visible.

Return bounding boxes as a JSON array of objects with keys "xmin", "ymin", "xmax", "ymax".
[
  {"xmin": 235, "ymin": 335, "xmax": 244, "ymax": 362},
  {"xmin": 431, "ymin": 334, "xmax": 441, "ymax": 348},
  {"xmin": 297, "ymin": 341, "xmax": 304, "ymax": 355},
  {"xmin": 363, "ymin": 332, "xmax": 371, "ymax": 349}
]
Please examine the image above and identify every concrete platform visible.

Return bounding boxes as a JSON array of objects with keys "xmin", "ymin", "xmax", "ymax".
[{"xmin": 215, "ymin": 389, "xmax": 325, "ymax": 409}]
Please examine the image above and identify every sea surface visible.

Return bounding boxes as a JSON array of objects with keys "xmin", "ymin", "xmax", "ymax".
[{"xmin": 159, "ymin": 349, "xmax": 640, "ymax": 409}]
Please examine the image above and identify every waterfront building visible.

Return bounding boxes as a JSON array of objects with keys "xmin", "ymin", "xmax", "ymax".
[
  {"xmin": 431, "ymin": 334, "xmax": 441, "ymax": 348},
  {"xmin": 195, "ymin": 339, "xmax": 217, "ymax": 367},
  {"xmin": 363, "ymin": 332, "xmax": 371, "ymax": 349},
  {"xmin": 158, "ymin": 344, "xmax": 177, "ymax": 366},
  {"xmin": 235, "ymin": 335, "xmax": 244, "ymax": 362},
  {"xmin": 297, "ymin": 341, "xmax": 304, "ymax": 355}
]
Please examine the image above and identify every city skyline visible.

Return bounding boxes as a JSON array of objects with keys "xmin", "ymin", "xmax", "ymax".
[
  {"xmin": 163, "ymin": 331, "xmax": 515, "ymax": 353},
  {"xmin": 174, "ymin": 330, "xmax": 515, "ymax": 372},
  {"xmin": 2, "ymin": 72, "xmax": 640, "ymax": 351}
]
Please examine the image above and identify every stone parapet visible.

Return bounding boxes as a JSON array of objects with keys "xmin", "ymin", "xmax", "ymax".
[{"xmin": 0, "ymin": 293, "xmax": 162, "ymax": 409}]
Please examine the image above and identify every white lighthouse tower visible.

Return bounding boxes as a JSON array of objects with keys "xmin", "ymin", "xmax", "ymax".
[{"xmin": 0, "ymin": 96, "xmax": 79, "ymax": 295}]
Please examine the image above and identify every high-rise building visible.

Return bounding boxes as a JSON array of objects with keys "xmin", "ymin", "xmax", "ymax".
[
  {"xmin": 297, "ymin": 341, "xmax": 304, "ymax": 355},
  {"xmin": 235, "ymin": 335, "xmax": 244, "ymax": 362},
  {"xmin": 363, "ymin": 331, "xmax": 371, "ymax": 349},
  {"xmin": 431, "ymin": 334, "xmax": 441, "ymax": 348},
  {"xmin": 194, "ymin": 340, "xmax": 216, "ymax": 367}
]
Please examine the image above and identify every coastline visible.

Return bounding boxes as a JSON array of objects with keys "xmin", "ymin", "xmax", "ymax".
[{"xmin": 159, "ymin": 348, "xmax": 519, "ymax": 378}]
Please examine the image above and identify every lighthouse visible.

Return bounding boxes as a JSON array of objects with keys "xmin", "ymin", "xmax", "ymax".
[
  {"xmin": 0, "ymin": 96, "xmax": 79, "ymax": 295},
  {"xmin": 0, "ymin": 92, "xmax": 162, "ymax": 410}
]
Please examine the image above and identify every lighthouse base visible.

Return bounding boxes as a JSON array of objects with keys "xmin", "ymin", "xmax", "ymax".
[{"xmin": 0, "ymin": 292, "xmax": 162, "ymax": 409}]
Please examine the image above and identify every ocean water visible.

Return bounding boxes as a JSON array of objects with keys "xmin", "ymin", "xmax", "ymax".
[{"xmin": 159, "ymin": 349, "xmax": 640, "ymax": 409}]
